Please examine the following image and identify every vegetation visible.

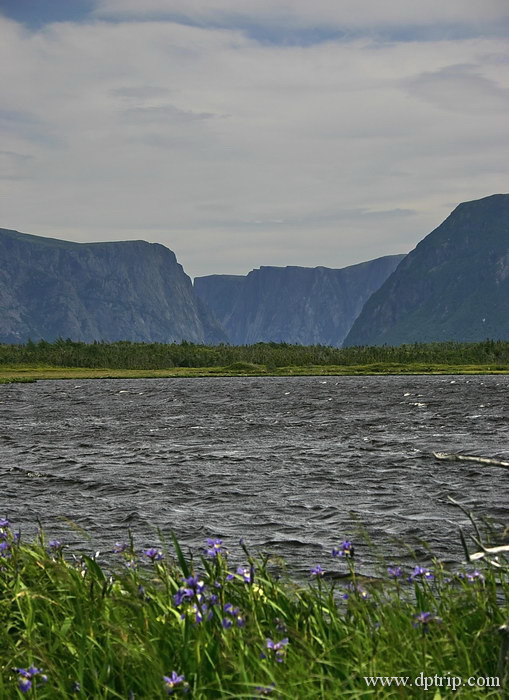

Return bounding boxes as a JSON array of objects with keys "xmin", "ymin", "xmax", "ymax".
[
  {"xmin": 1, "ymin": 338, "xmax": 509, "ymax": 379},
  {"xmin": 0, "ymin": 513, "xmax": 507, "ymax": 698}
]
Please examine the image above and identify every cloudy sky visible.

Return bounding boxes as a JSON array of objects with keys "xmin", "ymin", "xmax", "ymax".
[{"xmin": 1, "ymin": 1, "xmax": 508, "ymax": 278}]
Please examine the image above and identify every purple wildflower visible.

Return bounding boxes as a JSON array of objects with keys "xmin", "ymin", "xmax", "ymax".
[
  {"xmin": 332, "ymin": 541, "xmax": 354, "ymax": 558},
  {"xmin": 229, "ymin": 566, "xmax": 253, "ymax": 584},
  {"xmin": 18, "ymin": 677, "xmax": 32, "ymax": 693},
  {"xmin": 142, "ymin": 547, "xmax": 163, "ymax": 561},
  {"xmin": 16, "ymin": 666, "xmax": 47, "ymax": 692},
  {"xmin": 409, "ymin": 566, "xmax": 434, "ymax": 582},
  {"xmin": 310, "ymin": 564, "xmax": 325, "ymax": 577},
  {"xmin": 255, "ymin": 683, "xmax": 276, "ymax": 695},
  {"xmin": 205, "ymin": 538, "xmax": 226, "ymax": 558},
  {"xmin": 387, "ymin": 566, "xmax": 403, "ymax": 579},
  {"xmin": 184, "ymin": 575, "xmax": 205, "ymax": 593},
  {"xmin": 459, "ymin": 570, "xmax": 485, "ymax": 583},
  {"xmin": 266, "ymin": 637, "xmax": 289, "ymax": 662},
  {"xmin": 413, "ymin": 611, "xmax": 443, "ymax": 631},
  {"xmin": 341, "ymin": 584, "xmax": 369, "ymax": 600},
  {"xmin": 222, "ymin": 617, "xmax": 233, "ymax": 629},
  {"xmin": 163, "ymin": 671, "xmax": 188, "ymax": 695},
  {"xmin": 113, "ymin": 542, "xmax": 128, "ymax": 553},
  {"xmin": 48, "ymin": 539, "xmax": 63, "ymax": 551},
  {"xmin": 0, "ymin": 518, "xmax": 10, "ymax": 528}
]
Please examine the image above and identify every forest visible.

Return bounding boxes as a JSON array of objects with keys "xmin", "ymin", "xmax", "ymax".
[{"xmin": 1, "ymin": 338, "xmax": 509, "ymax": 370}]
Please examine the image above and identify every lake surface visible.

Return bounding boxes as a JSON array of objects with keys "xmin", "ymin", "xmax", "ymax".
[{"xmin": 1, "ymin": 375, "xmax": 508, "ymax": 576}]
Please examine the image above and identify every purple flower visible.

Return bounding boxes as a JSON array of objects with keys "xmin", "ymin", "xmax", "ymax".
[
  {"xmin": 205, "ymin": 538, "xmax": 226, "ymax": 558},
  {"xmin": 18, "ymin": 677, "xmax": 32, "ymax": 693},
  {"xmin": 0, "ymin": 518, "xmax": 10, "ymax": 528},
  {"xmin": 16, "ymin": 666, "xmax": 47, "ymax": 692},
  {"xmin": 387, "ymin": 566, "xmax": 403, "ymax": 579},
  {"xmin": 341, "ymin": 584, "xmax": 369, "ymax": 600},
  {"xmin": 184, "ymin": 575, "xmax": 205, "ymax": 593},
  {"xmin": 332, "ymin": 541, "xmax": 354, "ymax": 558},
  {"xmin": 222, "ymin": 617, "xmax": 233, "ymax": 629},
  {"xmin": 409, "ymin": 566, "xmax": 434, "ymax": 582},
  {"xmin": 113, "ymin": 542, "xmax": 128, "ymax": 553},
  {"xmin": 266, "ymin": 637, "xmax": 289, "ymax": 662},
  {"xmin": 310, "ymin": 565, "xmax": 325, "ymax": 577},
  {"xmin": 459, "ymin": 570, "xmax": 485, "ymax": 583},
  {"xmin": 229, "ymin": 566, "xmax": 253, "ymax": 584},
  {"xmin": 48, "ymin": 539, "xmax": 63, "ymax": 551},
  {"xmin": 142, "ymin": 547, "xmax": 163, "ymax": 561},
  {"xmin": 413, "ymin": 611, "xmax": 443, "ymax": 630},
  {"xmin": 163, "ymin": 671, "xmax": 188, "ymax": 694},
  {"xmin": 255, "ymin": 683, "xmax": 276, "ymax": 695}
]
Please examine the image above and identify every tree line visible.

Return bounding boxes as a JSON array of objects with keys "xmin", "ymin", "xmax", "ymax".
[{"xmin": 0, "ymin": 338, "xmax": 508, "ymax": 369}]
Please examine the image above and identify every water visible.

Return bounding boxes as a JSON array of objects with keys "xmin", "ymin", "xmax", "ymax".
[{"xmin": 1, "ymin": 375, "xmax": 508, "ymax": 576}]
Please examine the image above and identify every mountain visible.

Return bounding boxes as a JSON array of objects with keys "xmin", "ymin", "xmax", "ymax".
[
  {"xmin": 0, "ymin": 228, "xmax": 226, "ymax": 344},
  {"xmin": 344, "ymin": 194, "xmax": 509, "ymax": 346},
  {"xmin": 194, "ymin": 255, "xmax": 405, "ymax": 347}
]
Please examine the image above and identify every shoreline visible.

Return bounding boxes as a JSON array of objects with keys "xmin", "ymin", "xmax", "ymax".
[{"xmin": 2, "ymin": 363, "xmax": 509, "ymax": 382}]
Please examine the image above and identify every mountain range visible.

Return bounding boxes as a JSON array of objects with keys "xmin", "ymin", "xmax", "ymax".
[
  {"xmin": 194, "ymin": 257, "xmax": 404, "ymax": 347},
  {"xmin": 1, "ymin": 193, "xmax": 508, "ymax": 347}
]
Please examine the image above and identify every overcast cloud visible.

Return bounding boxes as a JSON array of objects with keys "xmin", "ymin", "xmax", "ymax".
[{"xmin": 0, "ymin": 1, "xmax": 508, "ymax": 277}]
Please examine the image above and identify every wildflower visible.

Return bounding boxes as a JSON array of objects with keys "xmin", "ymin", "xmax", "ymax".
[
  {"xmin": 409, "ymin": 566, "xmax": 434, "ymax": 582},
  {"xmin": 142, "ymin": 547, "xmax": 163, "ymax": 561},
  {"xmin": 341, "ymin": 584, "xmax": 369, "ymax": 600},
  {"xmin": 163, "ymin": 671, "xmax": 188, "ymax": 694},
  {"xmin": 113, "ymin": 542, "xmax": 128, "ymax": 553},
  {"xmin": 227, "ymin": 566, "xmax": 254, "ymax": 584},
  {"xmin": 223, "ymin": 602, "xmax": 246, "ymax": 628},
  {"xmin": 274, "ymin": 618, "xmax": 287, "ymax": 632},
  {"xmin": 266, "ymin": 637, "xmax": 289, "ymax": 662},
  {"xmin": 413, "ymin": 611, "xmax": 443, "ymax": 631},
  {"xmin": 310, "ymin": 564, "xmax": 325, "ymax": 577},
  {"xmin": 255, "ymin": 683, "xmax": 276, "ymax": 695},
  {"xmin": 205, "ymin": 538, "xmax": 227, "ymax": 558},
  {"xmin": 0, "ymin": 518, "xmax": 10, "ymax": 528},
  {"xmin": 48, "ymin": 539, "xmax": 63, "ymax": 552},
  {"xmin": 222, "ymin": 617, "xmax": 233, "ymax": 629},
  {"xmin": 16, "ymin": 666, "xmax": 47, "ymax": 693},
  {"xmin": 183, "ymin": 575, "xmax": 205, "ymax": 593},
  {"xmin": 459, "ymin": 570, "xmax": 485, "ymax": 583},
  {"xmin": 387, "ymin": 566, "xmax": 403, "ymax": 578},
  {"xmin": 0, "ymin": 540, "xmax": 10, "ymax": 556},
  {"xmin": 332, "ymin": 541, "xmax": 354, "ymax": 558},
  {"xmin": 18, "ymin": 677, "xmax": 31, "ymax": 693}
]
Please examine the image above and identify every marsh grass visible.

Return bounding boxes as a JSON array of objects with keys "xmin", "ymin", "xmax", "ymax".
[
  {"xmin": 2, "ymin": 362, "xmax": 509, "ymax": 384},
  {"xmin": 0, "ymin": 520, "xmax": 507, "ymax": 698}
]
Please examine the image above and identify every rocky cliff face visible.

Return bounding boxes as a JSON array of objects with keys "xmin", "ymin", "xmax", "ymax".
[
  {"xmin": 0, "ymin": 228, "xmax": 226, "ymax": 344},
  {"xmin": 195, "ymin": 255, "xmax": 405, "ymax": 346},
  {"xmin": 344, "ymin": 194, "xmax": 509, "ymax": 346}
]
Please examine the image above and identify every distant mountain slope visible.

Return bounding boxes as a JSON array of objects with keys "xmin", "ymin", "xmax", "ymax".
[
  {"xmin": 344, "ymin": 194, "xmax": 509, "ymax": 346},
  {"xmin": 0, "ymin": 228, "xmax": 226, "ymax": 344},
  {"xmin": 195, "ymin": 255, "xmax": 405, "ymax": 347}
]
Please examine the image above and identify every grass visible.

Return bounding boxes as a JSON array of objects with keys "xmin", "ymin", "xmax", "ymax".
[
  {"xmin": 2, "ymin": 362, "xmax": 509, "ymax": 383},
  {"xmin": 0, "ymin": 520, "xmax": 507, "ymax": 698}
]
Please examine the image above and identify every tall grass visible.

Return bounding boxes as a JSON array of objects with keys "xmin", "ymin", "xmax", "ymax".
[{"xmin": 0, "ymin": 518, "xmax": 507, "ymax": 698}]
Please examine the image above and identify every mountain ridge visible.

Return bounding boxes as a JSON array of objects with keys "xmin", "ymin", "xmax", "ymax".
[{"xmin": 344, "ymin": 193, "xmax": 509, "ymax": 346}]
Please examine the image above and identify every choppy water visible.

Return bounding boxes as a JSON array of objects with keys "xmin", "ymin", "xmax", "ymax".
[{"xmin": 1, "ymin": 375, "xmax": 508, "ymax": 576}]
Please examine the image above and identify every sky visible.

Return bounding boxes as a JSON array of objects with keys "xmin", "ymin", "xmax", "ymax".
[{"xmin": 0, "ymin": 1, "xmax": 508, "ymax": 278}]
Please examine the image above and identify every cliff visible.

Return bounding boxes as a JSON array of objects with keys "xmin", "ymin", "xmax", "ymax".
[
  {"xmin": 0, "ymin": 228, "xmax": 226, "ymax": 344},
  {"xmin": 344, "ymin": 194, "xmax": 509, "ymax": 346},
  {"xmin": 195, "ymin": 255, "xmax": 405, "ymax": 346}
]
